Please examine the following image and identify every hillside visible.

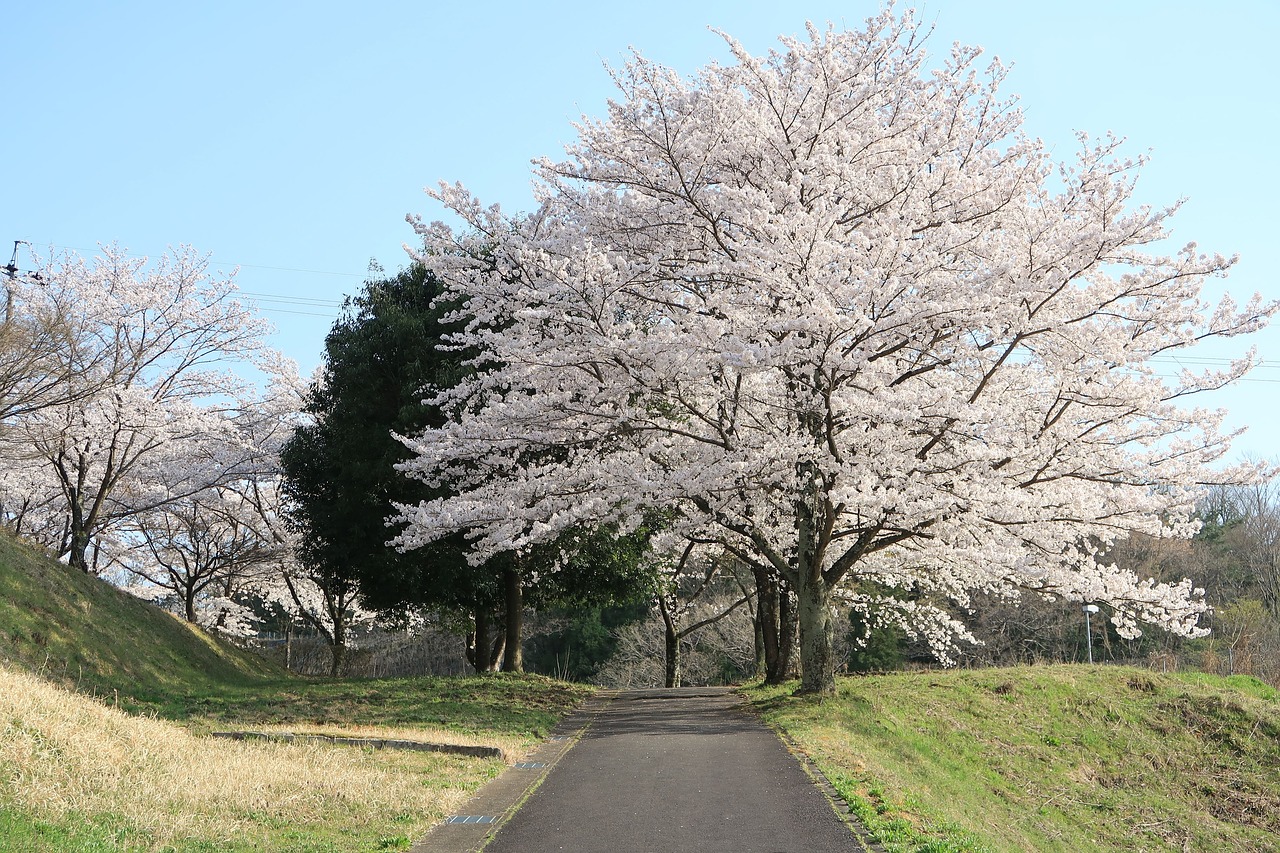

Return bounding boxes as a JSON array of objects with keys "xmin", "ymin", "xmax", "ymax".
[
  {"xmin": 754, "ymin": 665, "xmax": 1280, "ymax": 852},
  {"xmin": 0, "ymin": 531, "xmax": 284, "ymax": 702}
]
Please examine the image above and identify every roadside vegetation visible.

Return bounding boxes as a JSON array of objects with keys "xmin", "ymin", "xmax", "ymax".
[
  {"xmin": 143, "ymin": 672, "xmax": 592, "ymax": 745},
  {"xmin": 1, "ymin": 662, "xmax": 589, "ymax": 853},
  {"xmin": 752, "ymin": 666, "xmax": 1280, "ymax": 853},
  {"xmin": 0, "ymin": 536, "xmax": 592, "ymax": 852},
  {"xmin": 1, "ymin": 666, "xmax": 504, "ymax": 852}
]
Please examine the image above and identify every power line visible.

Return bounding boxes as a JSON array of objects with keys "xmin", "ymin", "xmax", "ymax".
[
  {"xmin": 16, "ymin": 241, "xmax": 369, "ymax": 282},
  {"xmin": 237, "ymin": 291, "xmax": 344, "ymax": 308},
  {"xmin": 254, "ymin": 306, "xmax": 340, "ymax": 318}
]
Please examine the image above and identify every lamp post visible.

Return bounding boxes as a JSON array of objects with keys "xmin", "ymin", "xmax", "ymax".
[{"xmin": 1083, "ymin": 604, "xmax": 1100, "ymax": 664}]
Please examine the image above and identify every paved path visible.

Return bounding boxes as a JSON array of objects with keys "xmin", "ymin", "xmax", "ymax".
[{"xmin": 414, "ymin": 687, "xmax": 870, "ymax": 853}]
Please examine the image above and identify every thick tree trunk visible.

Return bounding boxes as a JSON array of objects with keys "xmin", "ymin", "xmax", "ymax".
[
  {"xmin": 184, "ymin": 589, "xmax": 198, "ymax": 623},
  {"xmin": 753, "ymin": 566, "xmax": 786, "ymax": 684},
  {"xmin": 67, "ymin": 526, "xmax": 91, "ymax": 573},
  {"xmin": 796, "ymin": 573, "xmax": 836, "ymax": 694},
  {"xmin": 329, "ymin": 641, "xmax": 346, "ymax": 677},
  {"xmin": 753, "ymin": 611, "xmax": 766, "ymax": 680},
  {"xmin": 665, "ymin": 626, "xmax": 681, "ymax": 688},
  {"xmin": 329, "ymin": 618, "xmax": 347, "ymax": 678},
  {"xmin": 502, "ymin": 566, "xmax": 523, "ymax": 673}
]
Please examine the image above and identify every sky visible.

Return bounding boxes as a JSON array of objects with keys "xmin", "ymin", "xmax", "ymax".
[{"xmin": 4, "ymin": 1, "xmax": 1277, "ymax": 460}]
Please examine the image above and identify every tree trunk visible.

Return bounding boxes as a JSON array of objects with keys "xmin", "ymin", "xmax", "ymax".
[
  {"xmin": 752, "ymin": 593, "xmax": 767, "ymax": 680},
  {"xmin": 665, "ymin": 624, "xmax": 681, "ymax": 688},
  {"xmin": 184, "ymin": 588, "xmax": 198, "ymax": 623},
  {"xmin": 488, "ymin": 628, "xmax": 505, "ymax": 671},
  {"xmin": 501, "ymin": 566, "xmax": 523, "ymax": 673},
  {"xmin": 779, "ymin": 578, "xmax": 798, "ymax": 680},
  {"xmin": 659, "ymin": 597, "xmax": 681, "ymax": 688},
  {"xmin": 329, "ymin": 641, "xmax": 346, "ymax": 677},
  {"xmin": 67, "ymin": 525, "xmax": 91, "ymax": 573},
  {"xmin": 329, "ymin": 620, "xmax": 347, "ymax": 678},
  {"xmin": 753, "ymin": 566, "xmax": 786, "ymax": 684},
  {"xmin": 468, "ymin": 608, "xmax": 491, "ymax": 673},
  {"xmin": 795, "ymin": 572, "xmax": 836, "ymax": 694}
]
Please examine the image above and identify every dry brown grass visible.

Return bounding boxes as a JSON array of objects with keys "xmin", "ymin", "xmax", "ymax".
[{"xmin": 1, "ymin": 665, "xmax": 499, "ymax": 849}]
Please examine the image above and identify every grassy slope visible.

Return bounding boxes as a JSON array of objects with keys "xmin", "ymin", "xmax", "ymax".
[
  {"xmin": 0, "ymin": 532, "xmax": 284, "ymax": 700},
  {"xmin": 752, "ymin": 665, "xmax": 1280, "ymax": 853},
  {"xmin": 28, "ymin": 527, "xmax": 1273, "ymax": 852},
  {"xmin": 0, "ymin": 530, "xmax": 590, "ymax": 735},
  {"xmin": 0, "ymin": 531, "xmax": 594, "ymax": 852}
]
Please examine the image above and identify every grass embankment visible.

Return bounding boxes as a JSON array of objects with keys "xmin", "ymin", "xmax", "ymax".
[
  {"xmin": 0, "ymin": 532, "xmax": 594, "ymax": 851},
  {"xmin": 142, "ymin": 672, "xmax": 588, "ymax": 743},
  {"xmin": 752, "ymin": 666, "xmax": 1280, "ymax": 852},
  {"xmin": 1, "ymin": 669, "xmax": 591, "ymax": 853},
  {"xmin": 0, "ymin": 533, "xmax": 283, "ymax": 700}
]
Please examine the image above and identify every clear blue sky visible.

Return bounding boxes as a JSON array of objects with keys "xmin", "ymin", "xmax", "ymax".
[{"xmin": 4, "ymin": 1, "xmax": 1276, "ymax": 460}]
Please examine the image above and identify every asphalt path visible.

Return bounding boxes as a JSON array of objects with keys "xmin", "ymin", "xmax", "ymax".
[{"xmin": 482, "ymin": 687, "xmax": 867, "ymax": 853}]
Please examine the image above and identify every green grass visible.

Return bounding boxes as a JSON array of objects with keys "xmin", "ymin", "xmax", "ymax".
[
  {"xmin": 0, "ymin": 806, "xmax": 142, "ymax": 853},
  {"xmin": 0, "ymin": 530, "xmax": 589, "ymax": 740},
  {"xmin": 0, "ymin": 770, "xmax": 498, "ymax": 853},
  {"xmin": 0, "ymin": 533, "xmax": 284, "ymax": 700},
  {"xmin": 146, "ymin": 672, "xmax": 594, "ymax": 741},
  {"xmin": 750, "ymin": 665, "xmax": 1280, "ymax": 852}
]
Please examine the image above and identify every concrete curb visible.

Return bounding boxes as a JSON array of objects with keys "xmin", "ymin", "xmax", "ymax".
[
  {"xmin": 407, "ymin": 692, "xmax": 615, "ymax": 853},
  {"xmin": 210, "ymin": 731, "xmax": 504, "ymax": 760}
]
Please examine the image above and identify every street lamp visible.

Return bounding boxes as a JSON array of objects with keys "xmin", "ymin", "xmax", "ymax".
[{"xmin": 1083, "ymin": 604, "xmax": 1100, "ymax": 664}]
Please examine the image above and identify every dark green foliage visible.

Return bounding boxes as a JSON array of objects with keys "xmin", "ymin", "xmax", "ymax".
[
  {"xmin": 847, "ymin": 607, "xmax": 906, "ymax": 673},
  {"xmin": 279, "ymin": 264, "xmax": 488, "ymax": 617},
  {"xmin": 530, "ymin": 523, "xmax": 656, "ymax": 609},
  {"xmin": 525, "ymin": 602, "xmax": 650, "ymax": 681},
  {"xmin": 281, "ymin": 264, "xmax": 656, "ymax": 635}
]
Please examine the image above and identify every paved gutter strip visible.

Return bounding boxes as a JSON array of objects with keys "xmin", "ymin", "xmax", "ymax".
[
  {"xmin": 210, "ymin": 731, "xmax": 504, "ymax": 760},
  {"xmin": 407, "ymin": 692, "xmax": 614, "ymax": 853}
]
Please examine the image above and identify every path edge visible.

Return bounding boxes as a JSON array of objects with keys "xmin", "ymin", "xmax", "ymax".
[
  {"xmin": 407, "ymin": 691, "xmax": 615, "ymax": 853},
  {"xmin": 738, "ymin": 690, "xmax": 889, "ymax": 853}
]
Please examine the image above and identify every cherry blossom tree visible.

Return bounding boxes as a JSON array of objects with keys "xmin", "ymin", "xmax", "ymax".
[
  {"xmin": 110, "ymin": 485, "xmax": 283, "ymax": 624},
  {"xmin": 0, "ymin": 245, "xmax": 109, "ymax": 428},
  {"xmin": 395, "ymin": 10, "xmax": 1275, "ymax": 693},
  {"xmin": 0, "ymin": 462, "xmax": 68, "ymax": 549},
  {"xmin": 14, "ymin": 246, "xmax": 278, "ymax": 572}
]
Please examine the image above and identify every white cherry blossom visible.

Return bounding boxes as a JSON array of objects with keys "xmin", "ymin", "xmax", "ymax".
[{"xmin": 395, "ymin": 10, "xmax": 1275, "ymax": 693}]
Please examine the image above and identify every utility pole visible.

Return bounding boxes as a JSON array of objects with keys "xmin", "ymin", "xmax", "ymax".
[{"xmin": 2, "ymin": 240, "xmax": 41, "ymax": 323}]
